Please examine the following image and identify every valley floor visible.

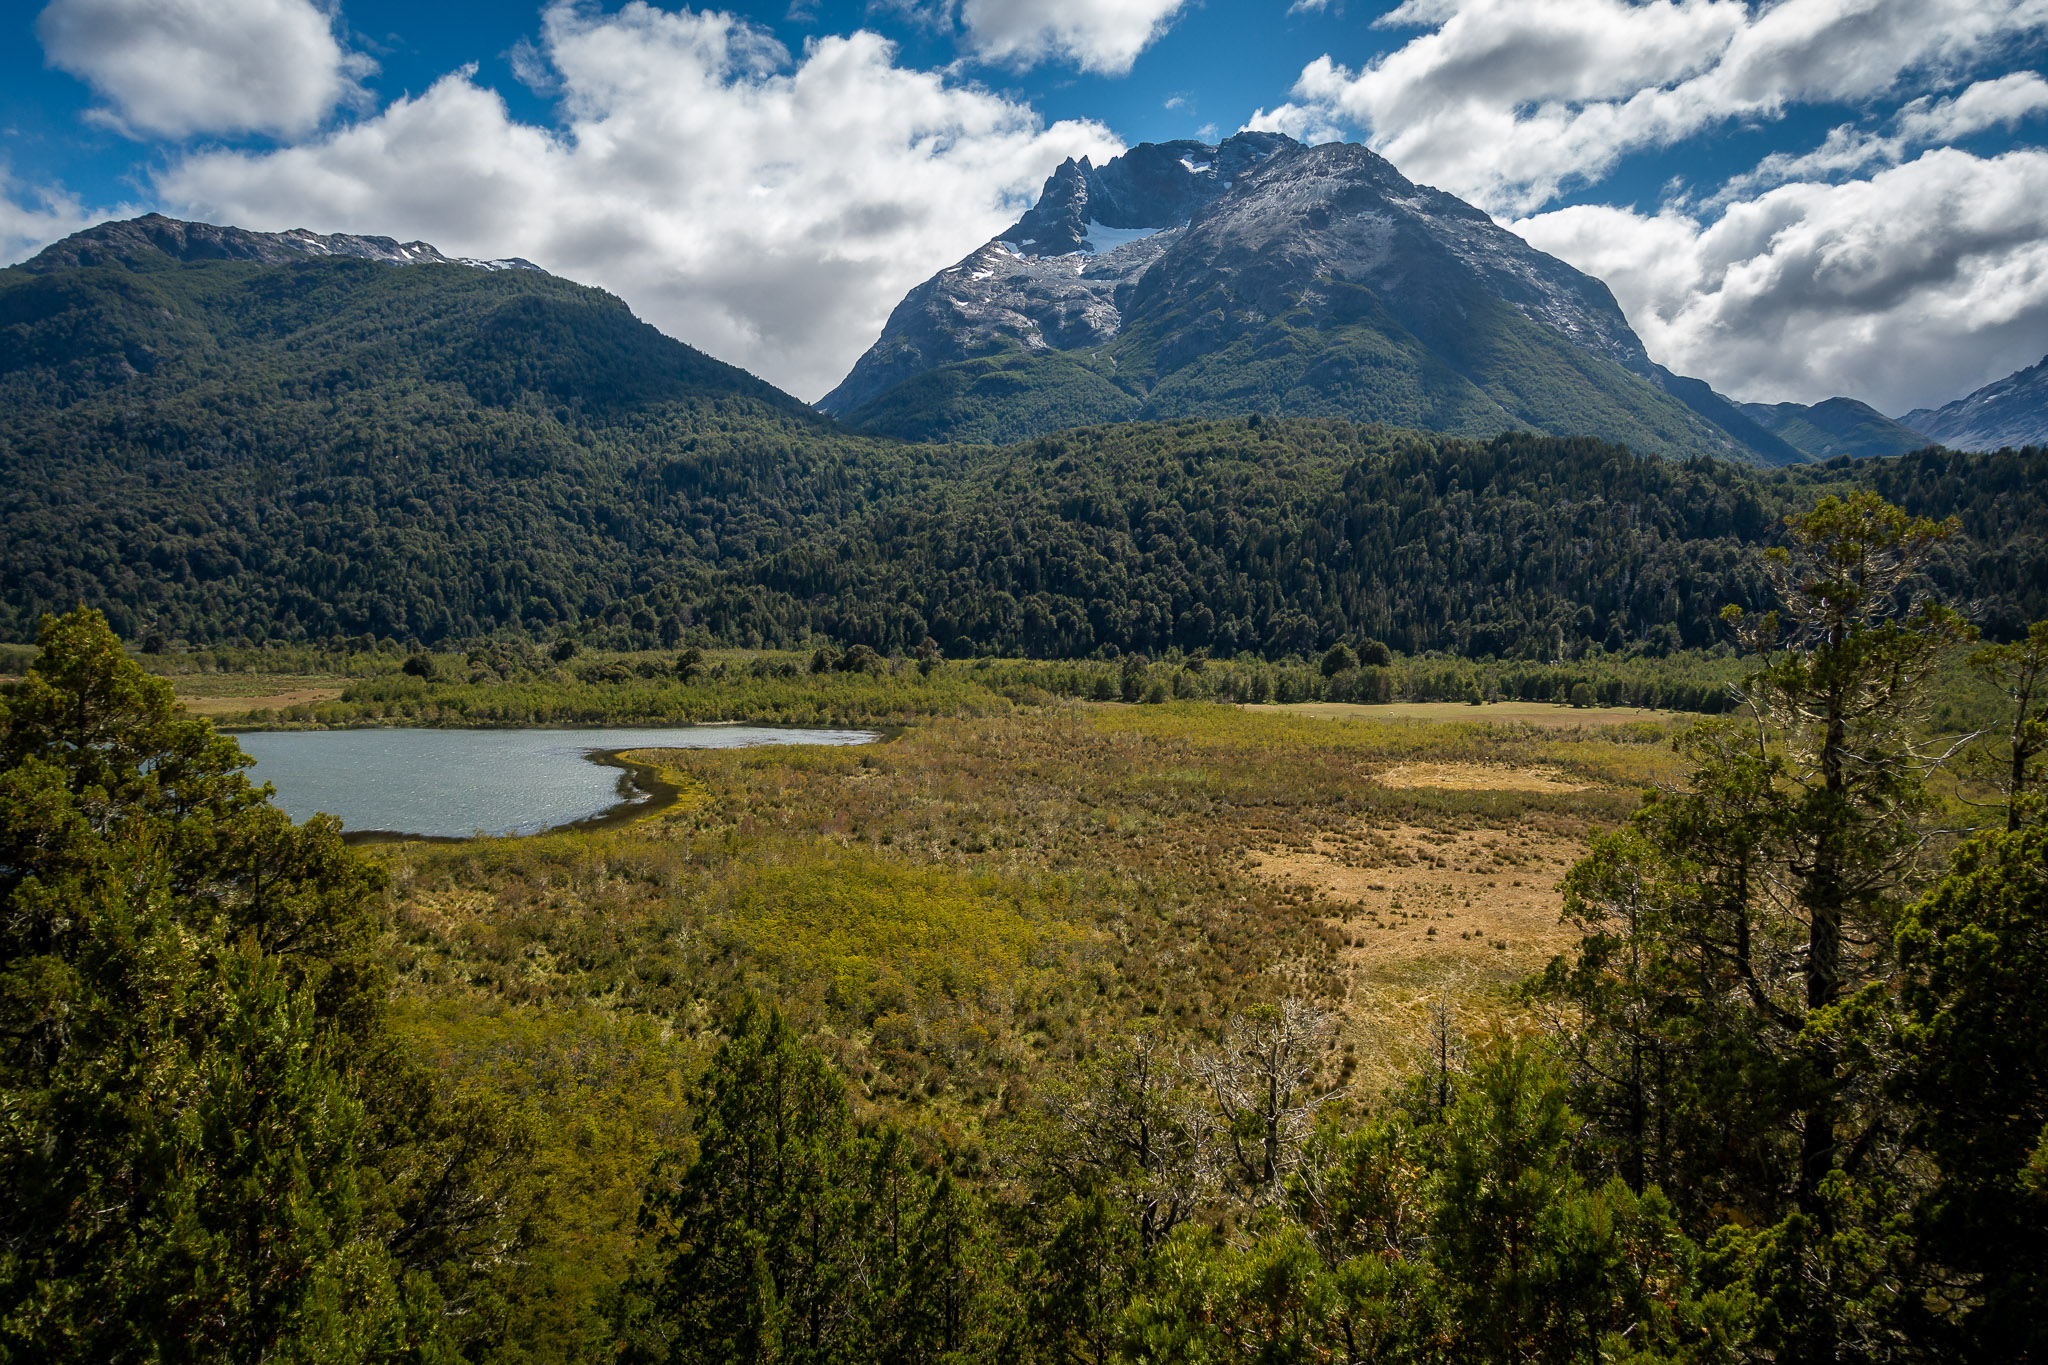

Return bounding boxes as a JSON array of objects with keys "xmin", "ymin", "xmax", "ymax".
[{"xmin": 333, "ymin": 694, "xmax": 1674, "ymax": 1345}]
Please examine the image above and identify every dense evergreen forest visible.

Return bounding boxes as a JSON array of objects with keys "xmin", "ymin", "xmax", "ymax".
[
  {"xmin": 6, "ymin": 256, "xmax": 2047, "ymax": 659},
  {"xmin": 6, "ymin": 491, "xmax": 2047, "ymax": 1362},
  {"xmin": 706, "ymin": 426, "xmax": 2048, "ymax": 660},
  {"xmin": 0, "ymin": 254, "xmax": 956, "ymax": 645}
]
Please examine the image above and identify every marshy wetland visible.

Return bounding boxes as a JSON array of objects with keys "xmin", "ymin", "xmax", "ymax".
[{"xmin": 155, "ymin": 650, "xmax": 1683, "ymax": 1336}]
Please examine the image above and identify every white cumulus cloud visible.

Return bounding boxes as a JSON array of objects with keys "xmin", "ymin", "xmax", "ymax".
[
  {"xmin": 1896, "ymin": 69, "xmax": 2048, "ymax": 142},
  {"xmin": 0, "ymin": 173, "xmax": 106, "ymax": 266},
  {"xmin": 1515, "ymin": 147, "xmax": 2048, "ymax": 414},
  {"xmin": 1256, "ymin": 0, "xmax": 2048, "ymax": 215},
  {"xmin": 1706, "ymin": 70, "xmax": 2048, "ymax": 202},
  {"xmin": 152, "ymin": 2, "xmax": 1118, "ymax": 402},
  {"xmin": 957, "ymin": 0, "xmax": 1190, "ymax": 75},
  {"xmin": 37, "ymin": 0, "xmax": 372, "ymax": 139}
]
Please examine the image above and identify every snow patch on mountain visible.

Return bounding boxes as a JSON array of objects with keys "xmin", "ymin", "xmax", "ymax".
[{"xmin": 1082, "ymin": 222, "xmax": 1167, "ymax": 254}]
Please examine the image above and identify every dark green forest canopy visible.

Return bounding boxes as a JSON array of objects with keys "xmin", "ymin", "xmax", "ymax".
[{"xmin": 4, "ymin": 254, "xmax": 2045, "ymax": 655}]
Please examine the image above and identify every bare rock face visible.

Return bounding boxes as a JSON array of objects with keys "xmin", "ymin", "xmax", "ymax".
[
  {"xmin": 1120, "ymin": 140, "xmax": 1654, "ymax": 377},
  {"xmin": 819, "ymin": 133, "xmax": 1290, "ymax": 416},
  {"xmin": 20, "ymin": 213, "xmax": 545, "ymax": 275}
]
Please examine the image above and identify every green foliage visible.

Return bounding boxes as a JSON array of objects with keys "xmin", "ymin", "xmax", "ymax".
[
  {"xmin": 1054, "ymin": 1035, "xmax": 1740, "ymax": 1365},
  {"xmin": 627, "ymin": 995, "xmax": 1000, "ymax": 1364},
  {"xmin": 1535, "ymin": 500, "xmax": 2048, "ymax": 1362},
  {"xmin": 1897, "ymin": 825, "xmax": 2048, "ymax": 1359},
  {"xmin": 1965, "ymin": 619, "xmax": 2048, "ymax": 828},
  {"xmin": 0, "ymin": 608, "xmax": 538, "ymax": 1362},
  {"xmin": 728, "ymin": 424, "xmax": 2047, "ymax": 666}
]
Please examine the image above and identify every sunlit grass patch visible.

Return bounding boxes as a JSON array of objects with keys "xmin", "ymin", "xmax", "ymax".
[
  {"xmin": 706, "ymin": 844, "xmax": 1093, "ymax": 1026},
  {"xmin": 1089, "ymin": 700, "xmax": 1505, "ymax": 757}
]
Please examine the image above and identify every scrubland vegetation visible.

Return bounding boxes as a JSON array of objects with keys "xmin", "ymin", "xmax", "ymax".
[
  {"xmin": 144, "ymin": 638, "xmax": 1757, "ymax": 729},
  {"xmin": 5, "ymin": 493, "xmax": 2046, "ymax": 1362}
]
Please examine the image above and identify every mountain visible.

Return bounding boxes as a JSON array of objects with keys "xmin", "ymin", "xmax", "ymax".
[
  {"xmin": 821, "ymin": 136, "xmax": 1800, "ymax": 463},
  {"xmin": 8, "ymin": 214, "xmax": 2045, "ymax": 659},
  {"xmin": 0, "ymin": 215, "xmax": 902, "ymax": 644},
  {"xmin": 1737, "ymin": 396, "xmax": 1929, "ymax": 459},
  {"xmin": 18, "ymin": 211, "xmax": 547, "ymax": 274},
  {"xmin": 1901, "ymin": 354, "xmax": 2048, "ymax": 451}
]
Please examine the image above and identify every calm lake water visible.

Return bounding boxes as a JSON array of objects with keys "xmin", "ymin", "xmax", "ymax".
[{"xmin": 235, "ymin": 726, "xmax": 877, "ymax": 838}]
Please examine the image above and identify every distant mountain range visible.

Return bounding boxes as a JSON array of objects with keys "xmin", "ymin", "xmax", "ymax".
[
  {"xmin": 1903, "ymin": 353, "xmax": 2048, "ymax": 453},
  {"xmin": 4, "ymin": 211, "xmax": 2046, "ymax": 654},
  {"xmin": 820, "ymin": 133, "xmax": 2048, "ymax": 462},
  {"xmin": 1738, "ymin": 397, "xmax": 1929, "ymax": 460}
]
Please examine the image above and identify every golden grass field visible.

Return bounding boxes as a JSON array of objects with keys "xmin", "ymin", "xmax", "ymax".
[
  {"xmin": 363, "ymin": 699, "xmax": 1675, "ymax": 1115},
  {"xmin": 1257, "ymin": 699, "xmax": 1678, "ymax": 728},
  {"xmin": 145, "ymin": 683, "xmax": 1682, "ymax": 1329}
]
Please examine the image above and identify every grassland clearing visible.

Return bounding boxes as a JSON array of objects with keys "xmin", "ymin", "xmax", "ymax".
[
  {"xmin": 369, "ymin": 701, "xmax": 1665, "ymax": 1110},
  {"xmin": 1248, "ymin": 817, "xmax": 1589, "ymax": 1089},
  {"xmin": 1372, "ymin": 761, "xmax": 1594, "ymax": 792},
  {"xmin": 157, "ymin": 668, "xmax": 352, "ymax": 716},
  {"xmin": 1258, "ymin": 699, "xmax": 1679, "ymax": 727},
  {"xmin": 180, "ymin": 683, "xmax": 347, "ymax": 715}
]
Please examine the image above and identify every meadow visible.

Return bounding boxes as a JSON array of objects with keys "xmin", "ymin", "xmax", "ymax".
[{"xmin": 307, "ymin": 685, "xmax": 1679, "ymax": 1352}]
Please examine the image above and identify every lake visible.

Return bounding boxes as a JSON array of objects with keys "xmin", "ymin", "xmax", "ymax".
[{"xmin": 235, "ymin": 725, "xmax": 877, "ymax": 839}]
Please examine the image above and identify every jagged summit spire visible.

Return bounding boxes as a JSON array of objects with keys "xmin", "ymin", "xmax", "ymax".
[{"xmin": 996, "ymin": 131, "xmax": 1296, "ymax": 258}]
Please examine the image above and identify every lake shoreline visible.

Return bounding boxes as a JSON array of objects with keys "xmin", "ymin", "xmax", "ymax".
[{"xmin": 240, "ymin": 724, "xmax": 884, "ymax": 844}]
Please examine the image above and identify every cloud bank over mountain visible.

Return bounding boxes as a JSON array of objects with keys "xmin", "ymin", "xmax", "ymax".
[{"xmin": 1253, "ymin": 0, "xmax": 2048, "ymax": 410}]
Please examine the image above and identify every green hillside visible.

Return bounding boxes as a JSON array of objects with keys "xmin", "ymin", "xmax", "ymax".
[
  {"xmin": 1740, "ymin": 395, "xmax": 1930, "ymax": 458},
  {"xmin": 0, "ymin": 254, "xmax": 940, "ymax": 644},
  {"xmin": 708, "ymin": 420, "xmax": 2048, "ymax": 658}
]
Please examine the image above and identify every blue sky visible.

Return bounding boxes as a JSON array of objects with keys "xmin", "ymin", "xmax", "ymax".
[{"xmin": 5, "ymin": 0, "xmax": 2047, "ymax": 412}]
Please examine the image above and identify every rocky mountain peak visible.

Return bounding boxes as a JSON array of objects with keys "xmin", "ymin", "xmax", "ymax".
[
  {"xmin": 997, "ymin": 131, "xmax": 1296, "ymax": 258},
  {"xmin": 18, "ymin": 213, "xmax": 546, "ymax": 275}
]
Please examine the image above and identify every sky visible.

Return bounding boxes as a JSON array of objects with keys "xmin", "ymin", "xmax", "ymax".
[{"xmin": 3, "ymin": 0, "xmax": 2046, "ymax": 414}]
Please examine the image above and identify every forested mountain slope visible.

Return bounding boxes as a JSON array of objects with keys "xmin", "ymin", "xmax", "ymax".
[
  {"xmin": 0, "ymin": 221, "xmax": 939, "ymax": 643},
  {"xmin": 1738, "ymin": 395, "xmax": 1929, "ymax": 459},
  {"xmin": 694, "ymin": 421, "xmax": 2048, "ymax": 658}
]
